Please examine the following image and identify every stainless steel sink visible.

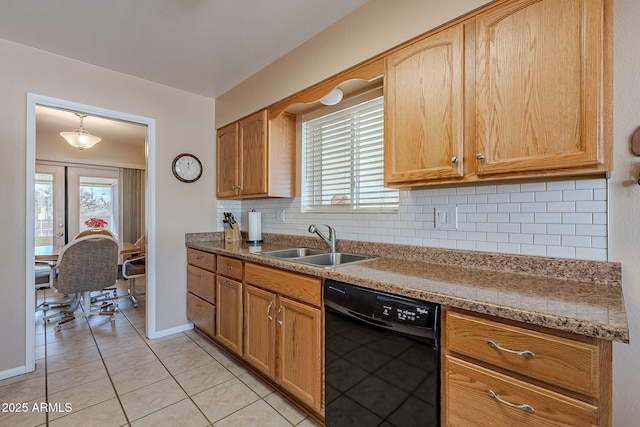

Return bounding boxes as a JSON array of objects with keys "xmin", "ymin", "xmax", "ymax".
[
  {"xmin": 293, "ymin": 252, "xmax": 376, "ymax": 267},
  {"xmin": 258, "ymin": 247, "xmax": 328, "ymax": 258}
]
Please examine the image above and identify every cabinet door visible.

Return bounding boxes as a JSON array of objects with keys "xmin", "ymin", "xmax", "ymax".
[
  {"xmin": 215, "ymin": 276, "xmax": 243, "ymax": 356},
  {"xmin": 217, "ymin": 122, "xmax": 240, "ymax": 198},
  {"xmin": 276, "ymin": 296, "xmax": 322, "ymax": 413},
  {"xmin": 243, "ymin": 284, "xmax": 276, "ymax": 378},
  {"xmin": 239, "ymin": 110, "xmax": 268, "ymax": 197},
  {"xmin": 474, "ymin": 0, "xmax": 607, "ymax": 175},
  {"xmin": 385, "ymin": 23, "xmax": 465, "ymax": 186}
]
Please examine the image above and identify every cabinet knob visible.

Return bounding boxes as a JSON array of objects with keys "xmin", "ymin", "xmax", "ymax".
[
  {"xmin": 476, "ymin": 153, "xmax": 485, "ymax": 160},
  {"xmin": 451, "ymin": 156, "xmax": 458, "ymax": 164}
]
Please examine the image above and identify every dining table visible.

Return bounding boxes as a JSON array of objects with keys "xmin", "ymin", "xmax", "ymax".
[{"xmin": 35, "ymin": 241, "xmax": 140, "ymax": 261}]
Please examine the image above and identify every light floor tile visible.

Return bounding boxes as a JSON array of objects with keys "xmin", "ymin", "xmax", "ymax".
[
  {"xmin": 110, "ymin": 359, "xmax": 170, "ymax": 395},
  {"xmin": 238, "ymin": 371, "xmax": 274, "ymax": 398},
  {"xmin": 47, "ymin": 375, "xmax": 116, "ymax": 420},
  {"xmin": 0, "ymin": 396, "xmax": 47, "ymax": 427},
  {"xmin": 213, "ymin": 350, "xmax": 249, "ymax": 377},
  {"xmin": 0, "ymin": 374, "xmax": 46, "ymax": 402},
  {"xmin": 264, "ymin": 391, "xmax": 308, "ymax": 425},
  {"xmin": 48, "ymin": 397, "xmax": 128, "ymax": 427},
  {"xmin": 148, "ymin": 334, "xmax": 200, "ymax": 359},
  {"xmin": 97, "ymin": 334, "xmax": 147, "ymax": 359},
  {"xmin": 296, "ymin": 417, "xmax": 322, "ymax": 426},
  {"xmin": 102, "ymin": 345, "xmax": 158, "ymax": 373},
  {"xmin": 159, "ymin": 346, "xmax": 214, "ymax": 375},
  {"xmin": 130, "ymin": 398, "xmax": 209, "ymax": 427},
  {"xmin": 47, "ymin": 359, "xmax": 108, "ymax": 394},
  {"xmin": 174, "ymin": 360, "xmax": 234, "ymax": 396},
  {"xmin": 45, "ymin": 344, "xmax": 102, "ymax": 373},
  {"xmin": 192, "ymin": 377, "xmax": 260, "ymax": 423},
  {"xmin": 215, "ymin": 399, "xmax": 293, "ymax": 427},
  {"xmin": 120, "ymin": 377, "xmax": 187, "ymax": 421}
]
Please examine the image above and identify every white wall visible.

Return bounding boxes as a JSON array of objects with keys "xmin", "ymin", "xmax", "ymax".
[
  {"xmin": 0, "ymin": 38, "xmax": 215, "ymax": 374},
  {"xmin": 216, "ymin": 0, "xmax": 638, "ymax": 424}
]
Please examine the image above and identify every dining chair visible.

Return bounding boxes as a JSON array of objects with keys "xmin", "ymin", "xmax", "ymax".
[
  {"xmin": 35, "ymin": 260, "xmax": 76, "ymax": 323},
  {"xmin": 121, "ymin": 234, "xmax": 146, "ymax": 308},
  {"xmin": 50, "ymin": 234, "xmax": 121, "ymax": 331}
]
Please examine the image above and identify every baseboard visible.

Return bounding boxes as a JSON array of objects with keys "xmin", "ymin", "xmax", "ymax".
[
  {"xmin": 147, "ymin": 322, "xmax": 193, "ymax": 340},
  {"xmin": 0, "ymin": 365, "xmax": 30, "ymax": 381}
]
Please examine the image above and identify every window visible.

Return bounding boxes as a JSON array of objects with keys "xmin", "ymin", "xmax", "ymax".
[{"xmin": 302, "ymin": 91, "xmax": 398, "ymax": 212}]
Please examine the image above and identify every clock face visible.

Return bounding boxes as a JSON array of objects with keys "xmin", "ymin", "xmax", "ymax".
[{"xmin": 172, "ymin": 153, "xmax": 202, "ymax": 182}]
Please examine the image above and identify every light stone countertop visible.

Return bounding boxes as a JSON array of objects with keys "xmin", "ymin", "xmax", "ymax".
[{"xmin": 186, "ymin": 232, "xmax": 629, "ymax": 343}]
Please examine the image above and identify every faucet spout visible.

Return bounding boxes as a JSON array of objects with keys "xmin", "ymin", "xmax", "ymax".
[{"xmin": 308, "ymin": 224, "xmax": 337, "ymax": 252}]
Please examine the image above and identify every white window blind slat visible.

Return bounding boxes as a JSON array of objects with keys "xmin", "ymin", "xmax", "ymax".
[{"xmin": 302, "ymin": 95, "xmax": 398, "ymax": 212}]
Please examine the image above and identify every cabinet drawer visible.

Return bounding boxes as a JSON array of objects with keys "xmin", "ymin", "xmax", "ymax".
[
  {"xmin": 187, "ymin": 265, "xmax": 215, "ymax": 304},
  {"xmin": 444, "ymin": 356, "xmax": 597, "ymax": 427},
  {"xmin": 444, "ymin": 310, "xmax": 599, "ymax": 397},
  {"xmin": 187, "ymin": 292, "xmax": 215, "ymax": 337},
  {"xmin": 187, "ymin": 248, "xmax": 216, "ymax": 272},
  {"xmin": 245, "ymin": 263, "xmax": 321, "ymax": 307},
  {"xmin": 217, "ymin": 255, "xmax": 243, "ymax": 280}
]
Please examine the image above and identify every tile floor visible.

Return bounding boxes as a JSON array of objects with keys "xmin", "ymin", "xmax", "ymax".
[{"xmin": 1, "ymin": 279, "xmax": 320, "ymax": 427}]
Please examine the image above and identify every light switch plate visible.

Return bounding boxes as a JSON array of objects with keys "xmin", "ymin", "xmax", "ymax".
[{"xmin": 435, "ymin": 206, "xmax": 457, "ymax": 230}]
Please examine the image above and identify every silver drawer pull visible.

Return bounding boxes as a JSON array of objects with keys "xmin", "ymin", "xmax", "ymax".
[
  {"xmin": 223, "ymin": 264, "xmax": 233, "ymax": 270},
  {"xmin": 487, "ymin": 340, "xmax": 535, "ymax": 358},
  {"xmin": 487, "ymin": 390, "xmax": 534, "ymax": 413},
  {"xmin": 267, "ymin": 301, "xmax": 273, "ymax": 321},
  {"xmin": 277, "ymin": 305, "xmax": 283, "ymax": 326}
]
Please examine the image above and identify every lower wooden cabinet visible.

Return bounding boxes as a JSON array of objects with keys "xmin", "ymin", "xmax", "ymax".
[
  {"xmin": 215, "ymin": 275, "xmax": 243, "ymax": 356},
  {"xmin": 442, "ymin": 309, "xmax": 611, "ymax": 427},
  {"xmin": 244, "ymin": 263, "xmax": 323, "ymax": 414},
  {"xmin": 187, "ymin": 292, "xmax": 215, "ymax": 337}
]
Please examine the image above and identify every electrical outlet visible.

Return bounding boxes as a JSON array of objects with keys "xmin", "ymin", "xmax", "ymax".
[
  {"xmin": 435, "ymin": 206, "xmax": 457, "ymax": 230},
  {"xmin": 276, "ymin": 209, "xmax": 286, "ymax": 223}
]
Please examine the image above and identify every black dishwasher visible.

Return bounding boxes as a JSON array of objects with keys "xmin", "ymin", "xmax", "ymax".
[{"xmin": 324, "ymin": 279, "xmax": 440, "ymax": 427}]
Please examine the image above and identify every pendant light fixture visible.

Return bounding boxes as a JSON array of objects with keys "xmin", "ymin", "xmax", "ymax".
[{"xmin": 60, "ymin": 113, "xmax": 102, "ymax": 150}]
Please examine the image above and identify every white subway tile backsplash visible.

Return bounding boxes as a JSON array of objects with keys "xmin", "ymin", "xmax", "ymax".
[{"xmin": 231, "ymin": 178, "xmax": 608, "ymax": 262}]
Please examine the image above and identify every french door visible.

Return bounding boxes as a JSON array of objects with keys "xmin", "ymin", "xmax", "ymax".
[{"xmin": 35, "ymin": 163, "xmax": 120, "ymax": 249}]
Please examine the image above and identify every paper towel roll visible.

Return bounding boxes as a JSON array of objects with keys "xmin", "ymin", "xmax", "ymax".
[{"xmin": 247, "ymin": 210, "xmax": 262, "ymax": 243}]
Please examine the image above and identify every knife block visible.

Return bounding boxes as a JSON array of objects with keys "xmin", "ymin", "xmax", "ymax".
[{"xmin": 225, "ymin": 223, "xmax": 242, "ymax": 242}]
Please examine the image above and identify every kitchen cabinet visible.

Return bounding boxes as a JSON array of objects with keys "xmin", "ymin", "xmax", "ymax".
[
  {"xmin": 384, "ymin": 0, "xmax": 611, "ymax": 187},
  {"xmin": 186, "ymin": 249, "xmax": 216, "ymax": 337},
  {"xmin": 473, "ymin": 0, "xmax": 610, "ymax": 177},
  {"xmin": 215, "ymin": 255, "xmax": 244, "ymax": 355},
  {"xmin": 244, "ymin": 262, "xmax": 323, "ymax": 414},
  {"xmin": 216, "ymin": 109, "xmax": 295, "ymax": 199},
  {"xmin": 442, "ymin": 309, "xmax": 611, "ymax": 426},
  {"xmin": 385, "ymin": 23, "xmax": 465, "ymax": 185}
]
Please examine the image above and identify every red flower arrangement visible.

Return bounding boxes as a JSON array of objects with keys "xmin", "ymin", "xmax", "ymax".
[{"xmin": 85, "ymin": 217, "xmax": 108, "ymax": 228}]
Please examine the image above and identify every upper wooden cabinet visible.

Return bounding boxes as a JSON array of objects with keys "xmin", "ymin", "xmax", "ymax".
[
  {"xmin": 384, "ymin": 0, "xmax": 611, "ymax": 187},
  {"xmin": 474, "ymin": 0, "xmax": 609, "ymax": 176},
  {"xmin": 216, "ymin": 109, "xmax": 295, "ymax": 199},
  {"xmin": 385, "ymin": 23, "xmax": 465, "ymax": 185}
]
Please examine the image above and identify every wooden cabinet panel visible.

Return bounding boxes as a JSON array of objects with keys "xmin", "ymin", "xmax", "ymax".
[
  {"xmin": 245, "ymin": 262, "xmax": 321, "ymax": 307},
  {"xmin": 187, "ymin": 292, "xmax": 215, "ymax": 337},
  {"xmin": 385, "ymin": 23, "xmax": 465, "ymax": 185},
  {"xmin": 215, "ymin": 275, "xmax": 243, "ymax": 356},
  {"xmin": 444, "ymin": 356, "xmax": 598, "ymax": 427},
  {"xmin": 187, "ymin": 264, "xmax": 215, "ymax": 305},
  {"xmin": 187, "ymin": 248, "xmax": 216, "ymax": 272},
  {"xmin": 239, "ymin": 110, "xmax": 268, "ymax": 197},
  {"xmin": 216, "ymin": 122, "xmax": 240, "ymax": 198},
  {"xmin": 217, "ymin": 255, "xmax": 243, "ymax": 281},
  {"xmin": 277, "ymin": 296, "xmax": 322, "ymax": 413},
  {"xmin": 216, "ymin": 109, "xmax": 295, "ymax": 200},
  {"xmin": 243, "ymin": 284, "xmax": 276, "ymax": 378},
  {"xmin": 474, "ymin": 0, "xmax": 607, "ymax": 175},
  {"xmin": 444, "ymin": 310, "xmax": 598, "ymax": 397}
]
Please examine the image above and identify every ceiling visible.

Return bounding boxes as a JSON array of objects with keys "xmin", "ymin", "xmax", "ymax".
[{"xmin": 0, "ymin": 0, "xmax": 369, "ymax": 98}]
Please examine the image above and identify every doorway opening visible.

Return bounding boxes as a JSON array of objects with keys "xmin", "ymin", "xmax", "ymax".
[{"xmin": 25, "ymin": 94, "xmax": 157, "ymax": 373}]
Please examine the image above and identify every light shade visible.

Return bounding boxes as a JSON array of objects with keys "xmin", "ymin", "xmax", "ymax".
[
  {"xmin": 60, "ymin": 114, "xmax": 102, "ymax": 150},
  {"xmin": 319, "ymin": 88, "xmax": 343, "ymax": 106}
]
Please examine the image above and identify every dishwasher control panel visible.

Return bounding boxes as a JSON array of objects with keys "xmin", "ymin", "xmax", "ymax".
[{"xmin": 373, "ymin": 295, "xmax": 436, "ymax": 329}]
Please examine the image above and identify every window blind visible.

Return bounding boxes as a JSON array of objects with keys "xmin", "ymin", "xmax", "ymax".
[{"xmin": 302, "ymin": 95, "xmax": 398, "ymax": 212}]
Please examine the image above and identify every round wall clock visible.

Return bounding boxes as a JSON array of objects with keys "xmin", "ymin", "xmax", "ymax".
[{"xmin": 171, "ymin": 153, "xmax": 202, "ymax": 183}]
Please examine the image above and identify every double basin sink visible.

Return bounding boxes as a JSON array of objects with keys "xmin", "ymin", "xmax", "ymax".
[{"xmin": 257, "ymin": 247, "xmax": 376, "ymax": 268}]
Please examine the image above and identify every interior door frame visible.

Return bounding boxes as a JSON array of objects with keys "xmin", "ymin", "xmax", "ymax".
[{"xmin": 25, "ymin": 93, "xmax": 157, "ymax": 372}]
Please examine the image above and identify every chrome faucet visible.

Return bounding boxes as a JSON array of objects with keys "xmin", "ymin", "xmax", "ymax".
[{"xmin": 308, "ymin": 224, "xmax": 336, "ymax": 252}]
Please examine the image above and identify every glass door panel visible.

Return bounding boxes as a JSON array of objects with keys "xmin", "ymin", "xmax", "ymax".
[
  {"xmin": 34, "ymin": 164, "xmax": 65, "ymax": 250},
  {"xmin": 68, "ymin": 167, "xmax": 120, "ymax": 239}
]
